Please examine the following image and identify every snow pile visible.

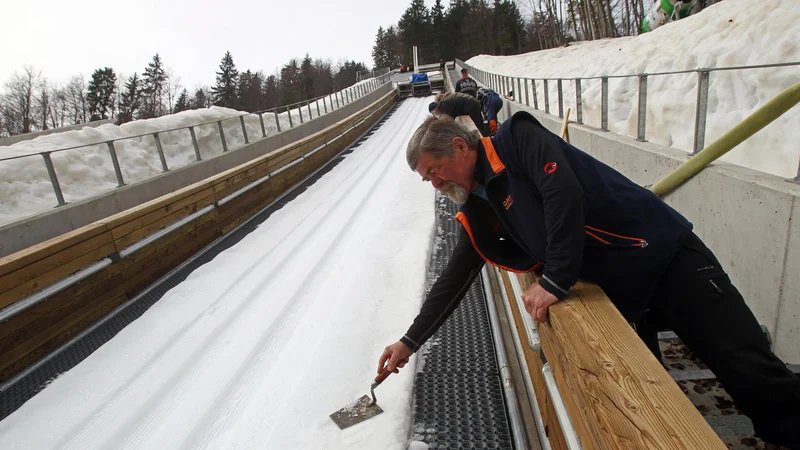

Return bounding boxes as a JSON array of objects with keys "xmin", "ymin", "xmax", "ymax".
[
  {"xmin": 0, "ymin": 98, "xmax": 437, "ymax": 449},
  {"xmin": 0, "ymin": 86, "xmax": 374, "ymax": 227},
  {"xmin": 467, "ymin": 0, "xmax": 800, "ymax": 178}
]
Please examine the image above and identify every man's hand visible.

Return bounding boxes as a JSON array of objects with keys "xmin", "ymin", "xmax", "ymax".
[
  {"xmin": 378, "ymin": 341, "xmax": 413, "ymax": 374},
  {"xmin": 522, "ymin": 282, "xmax": 559, "ymax": 323}
]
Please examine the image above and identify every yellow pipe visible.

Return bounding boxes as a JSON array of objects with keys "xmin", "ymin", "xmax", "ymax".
[{"xmin": 650, "ymin": 82, "xmax": 800, "ymax": 197}]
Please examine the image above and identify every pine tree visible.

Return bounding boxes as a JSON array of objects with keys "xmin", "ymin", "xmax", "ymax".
[
  {"xmin": 192, "ymin": 87, "xmax": 211, "ymax": 109},
  {"xmin": 174, "ymin": 88, "xmax": 190, "ymax": 113},
  {"xmin": 141, "ymin": 54, "xmax": 167, "ymax": 118},
  {"xmin": 300, "ymin": 54, "xmax": 316, "ymax": 99},
  {"xmin": 87, "ymin": 67, "xmax": 117, "ymax": 121},
  {"xmin": 398, "ymin": 0, "xmax": 433, "ymax": 63},
  {"xmin": 372, "ymin": 27, "xmax": 388, "ymax": 69},
  {"xmin": 118, "ymin": 73, "xmax": 141, "ymax": 124},
  {"xmin": 212, "ymin": 51, "xmax": 239, "ymax": 108},
  {"xmin": 263, "ymin": 75, "xmax": 279, "ymax": 109},
  {"xmin": 431, "ymin": 0, "xmax": 446, "ymax": 58},
  {"xmin": 280, "ymin": 59, "xmax": 301, "ymax": 105}
]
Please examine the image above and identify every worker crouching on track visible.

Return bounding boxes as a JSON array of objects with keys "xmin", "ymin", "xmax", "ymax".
[
  {"xmin": 429, "ymin": 92, "xmax": 487, "ymax": 137},
  {"xmin": 477, "ymin": 87, "xmax": 503, "ymax": 135},
  {"xmin": 379, "ymin": 113, "xmax": 800, "ymax": 448}
]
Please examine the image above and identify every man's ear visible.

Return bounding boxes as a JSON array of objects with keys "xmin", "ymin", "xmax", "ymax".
[{"xmin": 452, "ymin": 137, "xmax": 469, "ymax": 157}]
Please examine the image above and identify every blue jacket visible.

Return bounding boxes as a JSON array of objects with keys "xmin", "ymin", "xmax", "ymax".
[{"xmin": 456, "ymin": 111, "xmax": 693, "ymax": 320}]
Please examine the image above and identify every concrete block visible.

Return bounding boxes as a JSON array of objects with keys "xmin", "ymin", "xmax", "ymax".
[{"xmin": 776, "ymin": 197, "xmax": 800, "ymax": 363}]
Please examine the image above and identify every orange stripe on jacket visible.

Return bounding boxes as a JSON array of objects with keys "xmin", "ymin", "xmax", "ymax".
[
  {"xmin": 455, "ymin": 211, "xmax": 540, "ymax": 273},
  {"xmin": 481, "ymin": 137, "xmax": 505, "ymax": 174}
]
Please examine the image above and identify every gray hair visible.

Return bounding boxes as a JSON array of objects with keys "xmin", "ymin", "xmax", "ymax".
[{"xmin": 406, "ymin": 115, "xmax": 482, "ymax": 171}]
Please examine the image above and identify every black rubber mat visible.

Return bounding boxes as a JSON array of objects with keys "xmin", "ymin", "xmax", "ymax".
[
  {"xmin": 0, "ymin": 102, "xmax": 403, "ymax": 421},
  {"xmin": 411, "ymin": 193, "xmax": 513, "ymax": 449}
]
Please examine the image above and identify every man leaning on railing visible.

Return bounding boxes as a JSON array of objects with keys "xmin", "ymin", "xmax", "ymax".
[{"xmin": 378, "ymin": 112, "xmax": 800, "ymax": 448}]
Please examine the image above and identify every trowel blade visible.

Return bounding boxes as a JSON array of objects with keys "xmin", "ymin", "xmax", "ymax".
[{"xmin": 329, "ymin": 394, "xmax": 384, "ymax": 430}]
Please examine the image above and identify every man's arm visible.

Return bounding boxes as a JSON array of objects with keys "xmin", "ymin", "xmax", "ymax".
[
  {"xmin": 400, "ymin": 228, "xmax": 485, "ymax": 351},
  {"xmin": 512, "ymin": 118, "xmax": 585, "ymax": 299}
]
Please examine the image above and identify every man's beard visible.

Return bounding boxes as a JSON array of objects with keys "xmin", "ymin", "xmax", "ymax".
[{"xmin": 439, "ymin": 180, "xmax": 470, "ymax": 204}]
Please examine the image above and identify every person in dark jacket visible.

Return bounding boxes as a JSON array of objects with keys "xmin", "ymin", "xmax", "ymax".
[
  {"xmin": 477, "ymin": 87, "xmax": 504, "ymax": 135},
  {"xmin": 455, "ymin": 68, "xmax": 478, "ymax": 97},
  {"xmin": 378, "ymin": 113, "xmax": 800, "ymax": 448},
  {"xmin": 429, "ymin": 92, "xmax": 486, "ymax": 136}
]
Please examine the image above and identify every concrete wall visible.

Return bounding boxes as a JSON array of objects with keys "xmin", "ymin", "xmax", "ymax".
[
  {"xmin": 498, "ymin": 98, "xmax": 800, "ymax": 363},
  {"xmin": 0, "ymin": 119, "xmax": 114, "ymax": 147},
  {"xmin": 0, "ymin": 84, "xmax": 395, "ymax": 257}
]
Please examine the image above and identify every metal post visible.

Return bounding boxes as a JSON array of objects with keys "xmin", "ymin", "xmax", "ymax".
[
  {"xmin": 106, "ymin": 141, "xmax": 125, "ymax": 187},
  {"xmin": 287, "ymin": 106, "xmax": 294, "ymax": 128},
  {"xmin": 532, "ymin": 79, "xmax": 539, "ymax": 110},
  {"xmin": 524, "ymin": 79, "xmax": 530, "ymax": 106},
  {"xmin": 41, "ymin": 152, "xmax": 66, "ymax": 207},
  {"xmin": 299, "ymin": 103, "xmax": 304, "ymax": 124},
  {"xmin": 335, "ymin": 93, "xmax": 340, "ymax": 109},
  {"xmin": 152, "ymin": 132, "xmax": 170, "ymax": 171},
  {"xmin": 239, "ymin": 115, "xmax": 249, "ymax": 144},
  {"xmin": 216, "ymin": 121, "xmax": 228, "ymax": 153},
  {"xmin": 557, "ymin": 79, "xmax": 564, "ymax": 118},
  {"xmin": 189, "ymin": 126, "xmax": 202, "ymax": 161},
  {"xmin": 274, "ymin": 110, "xmax": 281, "ymax": 132},
  {"xmin": 602, "ymin": 77, "xmax": 609, "ymax": 131},
  {"xmin": 258, "ymin": 113, "xmax": 266, "ymax": 138},
  {"xmin": 517, "ymin": 78, "xmax": 522, "ymax": 102},
  {"xmin": 637, "ymin": 74, "xmax": 648, "ymax": 141},
  {"xmin": 575, "ymin": 78, "xmax": 583, "ymax": 124},
  {"xmin": 795, "ymin": 159, "xmax": 800, "ymax": 184},
  {"xmin": 307, "ymin": 101, "xmax": 313, "ymax": 119},
  {"xmin": 693, "ymin": 70, "xmax": 710, "ymax": 154},
  {"xmin": 316, "ymin": 99, "xmax": 321, "ymax": 116},
  {"xmin": 544, "ymin": 79, "xmax": 550, "ymax": 114},
  {"xmin": 346, "ymin": 89, "xmax": 351, "ymax": 104},
  {"xmin": 323, "ymin": 97, "xmax": 328, "ymax": 113}
]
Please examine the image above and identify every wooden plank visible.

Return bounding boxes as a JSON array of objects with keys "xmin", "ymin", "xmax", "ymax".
[
  {"xmin": 110, "ymin": 187, "xmax": 215, "ymax": 243},
  {"xmin": 122, "ymin": 219, "xmax": 221, "ymax": 298},
  {"xmin": 0, "ymin": 230, "xmax": 113, "ymax": 294},
  {"xmin": 0, "ymin": 290, "xmax": 128, "ymax": 382},
  {"xmin": 112, "ymin": 192, "xmax": 216, "ymax": 250},
  {"xmin": 0, "ymin": 221, "xmax": 109, "ymax": 278},
  {"xmin": 0, "ymin": 242, "xmax": 117, "ymax": 311},
  {"xmin": 532, "ymin": 276, "xmax": 726, "ymax": 449},
  {"xmin": 498, "ymin": 270, "xmax": 569, "ymax": 450},
  {"xmin": 0, "ymin": 263, "xmax": 122, "ymax": 342},
  {"xmin": 0, "ymin": 267, "xmax": 124, "ymax": 356}
]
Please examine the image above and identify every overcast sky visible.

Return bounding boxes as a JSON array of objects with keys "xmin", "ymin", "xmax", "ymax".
[{"xmin": 1, "ymin": 0, "xmax": 437, "ymax": 91}]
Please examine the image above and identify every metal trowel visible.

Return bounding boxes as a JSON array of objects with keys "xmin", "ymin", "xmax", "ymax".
[{"xmin": 329, "ymin": 368, "xmax": 392, "ymax": 430}]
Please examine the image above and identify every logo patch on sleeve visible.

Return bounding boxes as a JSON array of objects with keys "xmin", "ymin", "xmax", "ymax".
[{"xmin": 544, "ymin": 162, "xmax": 558, "ymax": 174}]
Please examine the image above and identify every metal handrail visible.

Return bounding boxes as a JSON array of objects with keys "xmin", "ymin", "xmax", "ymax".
[
  {"xmin": 0, "ymin": 73, "xmax": 393, "ymax": 211},
  {"xmin": 455, "ymin": 58, "xmax": 800, "ymax": 181},
  {"xmin": 0, "ymin": 93, "xmax": 397, "ymax": 324}
]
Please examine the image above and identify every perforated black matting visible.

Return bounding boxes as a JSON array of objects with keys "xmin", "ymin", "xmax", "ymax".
[
  {"xmin": 0, "ymin": 102, "xmax": 402, "ymax": 421},
  {"xmin": 411, "ymin": 194, "xmax": 513, "ymax": 449}
]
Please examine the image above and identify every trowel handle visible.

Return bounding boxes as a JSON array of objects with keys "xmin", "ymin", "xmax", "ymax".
[{"xmin": 373, "ymin": 367, "xmax": 392, "ymax": 386}]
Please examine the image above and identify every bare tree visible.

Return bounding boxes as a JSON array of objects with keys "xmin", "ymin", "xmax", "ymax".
[
  {"xmin": 65, "ymin": 74, "xmax": 87, "ymax": 124},
  {"xmin": 165, "ymin": 69, "xmax": 182, "ymax": 114},
  {"xmin": 1, "ymin": 66, "xmax": 41, "ymax": 135},
  {"xmin": 37, "ymin": 79, "xmax": 51, "ymax": 130}
]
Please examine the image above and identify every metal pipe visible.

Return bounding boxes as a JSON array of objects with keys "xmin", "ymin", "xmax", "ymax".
[
  {"xmin": 558, "ymin": 79, "xmax": 564, "ymax": 118},
  {"xmin": 481, "ymin": 267, "xmax": 531, "ymax": 450},
  {"xmin": 217, "ymin": 174, "xmax": 272, "ymax": 207},
  {"xmin": 0, "ymin": 258, "xmax": 113, "ymax": 323},
  {"xmin": 652, "ymin": 81, "xmax": 800, "ymax": 196},
  {"xmin": 239, "ymin": 115, "xmax": 249, "ymax": 143},
  {"xmin": 637, "ymin": 74, "xmax": 648, "ymax": 141},
  {"xmin": 152, "ymin": 133, "xmax": 169, "ymax": 171},
  {"xmin": 543, "ymin": 363, "xmax": 582, "ymax": 449},
  {"xmin": 270, "ymin": 157, "xmax": 303, "ymax": 177},
  {"xmin": 106, "ymin": 141, "xmax": 125, "ymax": 187},
  {"xmin": 258, "ymin": 112, "xmax": 267, "ymax": 138},
  {"xmin": 575, "ymin": 79, "xmax": 583, "ymax": 124},
  {"xmin": 544, "ymin": 79, "xmax": 550, "ymax": 114},
  {"xmin": 494, "ymin": 267, "xmax": 552, "ymax": 450},
  {"xmin": 601, "ymin": 77, "xmax": 609, "ymax": 131},
  {"xmin": 217, "ymin": 121, "xmax": 228, "ymax": 152},
  {"xmin": 507, "ymin": 273, "xmax": 541, "ymax": 351},
  {"xmin": 189, "ymin": 126, "xmax": 202, "ymax": 161},
  {"xmin": 693, "ymin": 70, "xmax": 710, "ymax": 154},
  {"xmin": 42, "ymin": 152, "xmax": 67, "ymax": 207}
]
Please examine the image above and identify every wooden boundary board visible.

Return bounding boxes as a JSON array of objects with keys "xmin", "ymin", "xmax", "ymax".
[{"xmin": 0, "ymin": 91, "xmax": 397, "ymax": 382}]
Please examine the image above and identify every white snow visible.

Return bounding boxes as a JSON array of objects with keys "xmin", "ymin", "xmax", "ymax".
[
  {"xmin": 466, "ymin": 0, "xmax": 800, "ymax": 179},
  {"xmin": 0, "ymin": 97, "xmax": 437, "ymax": 449},
  {"xmin": 0, "ymin": 87, "xmax": 374, "ymax": 227}
]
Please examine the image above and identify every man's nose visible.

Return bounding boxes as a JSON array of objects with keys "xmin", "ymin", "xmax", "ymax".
[{"xmin": 430, "ymin": 177, "xmax": 443, "ymax": 189}]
